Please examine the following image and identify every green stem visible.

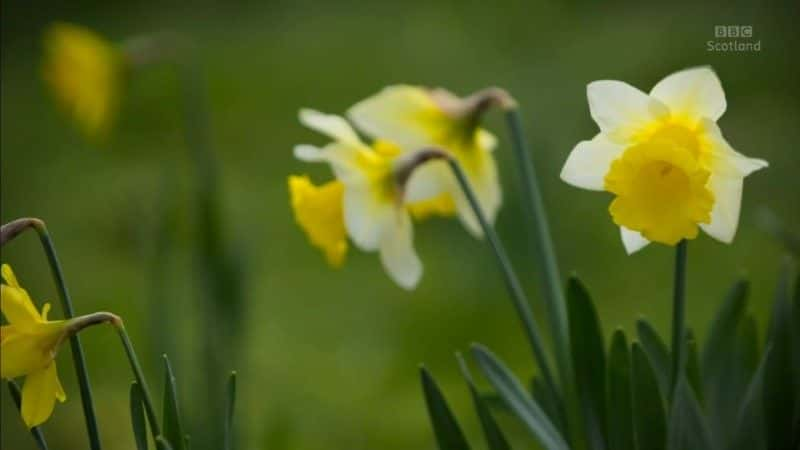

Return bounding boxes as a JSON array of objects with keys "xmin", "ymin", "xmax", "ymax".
[
  {"xmin": 31, "ymin": 221, "xmax": 103, "ymax": 450},
  {"xmin": 446, "ymin": 158, "xmax": 559, "ymax": 402},
  {"xmin": 504, "ymin": 108, "xmax": 571, "ymax": 386},
  {"xmin": 670, "ymin": 239, "xmax": 688, "ymax": 397},
  {"xmin": 113, "ymin": 321, "xmax": 162, "ymax": 439}
]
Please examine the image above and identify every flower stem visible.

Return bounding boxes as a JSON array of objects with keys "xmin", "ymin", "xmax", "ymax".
[
  {"xmin": 445, "ymin": 158, "xmax": 559, "ymax": 403},
  {"xmin": 670, "ymin": 239, "xmax": 688, "ymax": 397},
  {"xmin": 31, "ymin": 219, "xmax": 103, "ymax": 450},
  {"xmin": 111, "ymin": 320, "xmax": 162, "ymax": 439},
  {"xmin": 504, "ymin": 108, "xmax": 572, "ymax": 387}
]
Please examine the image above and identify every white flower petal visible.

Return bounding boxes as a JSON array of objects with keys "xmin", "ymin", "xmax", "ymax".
[
  {"xmin": 700, "ymin": 175, "xmax": 743, "ymax": 243},
  {"xmin": 343, "ymin": 187, "xmax": 391, "ymax": 251},
  {"xmin": 560, "ymin": 134, "xmax": 625, "ymax": 191},
  {"xmin": 650, "ymin": 67, "xmax": 726, "ymax": 121},
  {"xmin": 620, "ymin": 227, "xmax": 650, "ymax": 254},
  {"xmin": 347, "ymin": 85, "xmax": 438, "ymax": 149},
  {"xmin": 379, "ymin": 211, "xmax": 422, "ymax": 290},
  {"xmin": 404, "ymin": 160, "xmax": 450, "ymax": 203},
  {"xmin": 477, "ymin": 129, "xmax": 498, "ymax": 152},
  {"xmin": 299, "ymin": 109, "xmax": 362, "ymax": 146},
  {"xmin": 587, "ymin": 80, "xmax": 668, "ymax": 143},
  {"xmin": 700, "ymin": 119, "xmax": 769, "ymax": 177},
  {"xmin": 294, "ymin": 144, "xmax": 326, "ymax": 162},
  {"xmin": 452, "ymin": 154, "xmax": 502, "ymax": 238}
]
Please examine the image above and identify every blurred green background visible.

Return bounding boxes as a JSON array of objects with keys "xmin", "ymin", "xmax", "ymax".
[{"xmin": 1, "ymin": 1, "xmax": 798, "ymax": 449}]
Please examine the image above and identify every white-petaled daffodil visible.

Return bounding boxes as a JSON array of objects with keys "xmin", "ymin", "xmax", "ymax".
[
  {"xmin": 292, "ymin": 109, "xmax": 435, "ymax": 289},
  {"xmin": 348, "ymin": 85, "xmax": 503, "ymax": 237},
  {"xmin": 560, "ymin": 67, "xmax": 768, "ymax": 253}
]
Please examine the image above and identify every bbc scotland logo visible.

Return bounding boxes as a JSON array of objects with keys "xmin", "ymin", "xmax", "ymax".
[{"xmin": 708, "ymin": 25, "xmax": 761, "ymax": 52}]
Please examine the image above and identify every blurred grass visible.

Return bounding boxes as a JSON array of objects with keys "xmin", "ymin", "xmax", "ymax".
[{"xmin": 1, "ymin": 1, "xmax": 798, "ymax": 449}]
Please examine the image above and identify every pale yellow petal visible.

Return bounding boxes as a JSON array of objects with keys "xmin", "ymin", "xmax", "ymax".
[
  {"xmin": 1, "ymin": 284, "xmax": 43, "ymax": 330},
  {"xmin": 21, "ymin": 363, "xmax": 63, "ymax": 428},
  {"xmin": 650, "ymin": 67, "xmax": 726, "ymax": 121},
  {"xmin": 587, "ymin": 80, "xmax": 669, "ymax": 144},
  {"xmin": 379, "ymin": 211, "xmax": 422, "ymax": 290}
]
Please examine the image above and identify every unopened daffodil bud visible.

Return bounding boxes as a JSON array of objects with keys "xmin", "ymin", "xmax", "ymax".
[
  {"xmin": 348, "ymin": 85, "xmax": 507, "ymax": 237},
  {"xmin": 560, "ymin": 67, "xmax": 768, "ymax": 253}
]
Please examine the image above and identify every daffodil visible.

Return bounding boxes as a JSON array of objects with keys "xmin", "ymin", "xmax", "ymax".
[
  {"xmin": 560, "ymin": 67, "xmax": 768, "ymax": 253},
  {"xmin": 1, "ymin": 264, "xmax": 68, "ymax": 428},
  {"xmin": 42, "ymin": 22, "xmax": 122, "ymax": 139},
  {"xmin": 348, "ymin": 85, "xmax": 503, "ymax": 237},
  {"xmin": 292, "ymin": 109, "xmax": 428, "ymax": 289}
]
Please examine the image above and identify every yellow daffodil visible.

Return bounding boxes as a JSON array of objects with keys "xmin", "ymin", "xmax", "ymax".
[
  {"xmin": 560, "ymin": 67, "xmax": 768, "ymax": 253},
  {"xmin": 1, "ymin": 264, "xmax": 68, "ymax": 428},
  {"xmin": 348, "ymin": 85, "xmax": 502, "ymax": 237},
  {"xmin": 288, "ymin": 175, "xmax": 348, "ymax": 267},
  {"xmin": 43, "ymin": 22, "xmax": 122, "ymax": 139},
  {"xmin": 293, "ymin": 109, "xmax": 431, "ymax": 289}
]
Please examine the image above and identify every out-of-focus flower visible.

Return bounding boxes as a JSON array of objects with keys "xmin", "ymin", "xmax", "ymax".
[
  {"xmin": 42, "ymin": 22, "xmax": 122, "ymax": 139},
  {"xmin": 288, "ymin": 175, "xmax": 348, "ymax": 267},
  {"xmin": 560, "ymin": 67, "xmax": 768, "ymax": 253},
  {"xmin": 1, "ymin": 264, "xmax": 67, "ymax": 428},
  {"xmin": 293, "ymin": 109, "xmax": 431, "ymax": 289},
  {"xmin": 348, "ymin": 85, "xmax": 503, "ymax": 237}
]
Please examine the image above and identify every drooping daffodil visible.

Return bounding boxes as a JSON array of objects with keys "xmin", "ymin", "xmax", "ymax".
[
  {"xmin": 292, "ymin": 109, "xmax": 446, "ymax": 289},
  {"xmin": 560, "ymin": 67, "xmax": 768, "ymax": 253},
  {"xmin": 1, "ymin": 264, "xmax": 68, "ymax": 428},
  {"xmin": 42, "ymin": 22, "xmax": 123, "ymax": 139},
  {"xmin": 348, "ymin": 85, "xmax": 507, "ymax": 237}
]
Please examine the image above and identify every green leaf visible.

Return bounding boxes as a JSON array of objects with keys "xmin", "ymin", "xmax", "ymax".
[
  {"xmin": 531, "ymin": 376, "xmax": 565, "ymax": 434},
  {"xmin": 631, "ymin": 342, "xmax": 667, "ymax": 450},
  {"xmin": 155, "ymin": 436, "xmax": 175, "ymax": 450},
  {"xmin": 636, "ymin": 318, "xmax": 671, "ymax": 398},
  {"xmin": 162, "ymin": 355, "xmax": 186, "ymax": 450},
  {"xmin": 457, "ymin": 354, "xmax": 511, "ymax": 450},
  {"xmin": 607, "ymin": 330, "xmax": 635, "ymax": 450},
  {"xmin": 567, "ymin": 277, "xmax": 607, "ymax": 450},
  {"xmin": 130, "ymin": 382, "xmax": 149, "ymax": 450},
  {"xmin": 684, "ymin": 330, "xmax": 703, "ymax": 407},
  {"xmin": 764, "ymin": 260, "xmax": 796, "ymax": 450},
  {"xmin": 701, "ymin": 280, "xmax": 749, "ymax": 378},
  {"xmin": 225, "ymin": 371, "xmax": 237, "ymax": 450},
  {"xmin": 471, "ymin": 344, "xmax": 569, "ymax": 450},
  {"xmin": 792, "ymin": 272, "xmax": 800, "ymax": 448},
  {"xmin": 667, "ymin": 375, "xmax": 713, "ymax": 450},
  {"xmin": 7, "ymin": 380, "xmax": 49, "ymax": 450},
  {"xmin": 730, "ymin": 348, "xmax": 769, "ymax": 450},
  {"xmin": 420, "ymin": 366, "xmax": 470, "ymax": 450}
]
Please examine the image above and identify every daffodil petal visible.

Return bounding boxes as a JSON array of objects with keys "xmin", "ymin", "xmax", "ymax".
[
  {"xmin": 347, "ymin": 85, "xmax": 440, "ymax": 149},
  {"xmin": 343, "ymin": 187, "xmax": 392, "ymax": 251},
  {"xmin": 21, "ymin": 363, "xmax": 63, "ymax": 428},
  {"xmin": 699, "ymin": 175, "xmax": 743, "ymax": 243},
  {"xmin": 620, "ymin": 227, "xmax": 650, "ymax": 254},
  {"xmin": 379, "ymin": 211, "xmax": 422, "ymax": 290},
  {"xmin": 587, "ymin": 80, "xmax": 668, "ymax": 143},
  {"xmin": 1, "ymin": 264, "xmax": 21, "ymax": 288},
  {"xmin": 476, "ymin": 129, "xmax": 498, "ymax": 152},
  {"xmin": 1, "ymin": 284, "xmax": 43, "ymax": 330},
  {"xmin": 452, "ymin": 151, "xmax": 502, "ymax": 237},
  {"xmin": 1, "ymin": 322, "xmax": 66, "ymax": 379},
  {"xmin": 293, "ymin": 144, "xmax": 327, "ymax": 162},
  {"xmin": 560, "ymin": 134, "xmax": 625, "ymax": 190},
  {"xmin": 700, "ymin": 119, "xmax": 769, "ymax": 177},
  {"xmin": 650, "ymin": 67, "xmax": 726, "ymax": 121},
  {"xmin": 299, "ymin": 109, "xmax": 362, "ymax": 146},
  {"xmin": 405, "ymin": 160, "xmax": 450, "ymax": 203}
]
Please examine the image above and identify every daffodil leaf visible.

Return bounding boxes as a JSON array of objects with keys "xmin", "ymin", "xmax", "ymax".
[
  {"xmin": 763, "ymin": 259, "xmax": 797, "ymax": 450},
  {"xmin": 162, "ymin": 355, "xmax": 186, "ymax": 450},
  {"xmin": 606, "ymin": 330, "xmax": 634, "ymax": 450},
  {"xmin": 530, "ymin": 375, "xmax": 566, "ymax": 435},
  {"xmin": 420, "ymin": 366, "xmax": 470, "ymax": 450},
  {"xmin": 666, "ymin": 375, "xmax": 713, "ymax": 450},
  {"xmin": 7, "ymin": 380, "xmax": 49, "ymax": 450},
  {"xmin": 224, "ymin": 371, "xmax": 237, "ymax": 450},
  {"xmin": 566, "ymin": 277, "xmax": 607, "ymax": 450},
  {"xmin": 456, "ymin": 353, "xmax": 510, "ymax": 450},
  {"xmin": 636, "ymin": 318, "xmax": 671, "ymax": 399},
  {"xmin": 631, "ymin": 342, "xmax": 666, "ymax": 450},
  {"xmin": 471, "ymin": 344, "xmax": 569, "ymax": 450},
  {"xmin": 155, "ymin": 436, "xmax": 175, "ymax": 450},
  {"xmin": 130, "ymin": 382, "xmax": 149, "ymax": 450},
  {"xmin": 729, "ymin": 347, "xmax": 769, "ymax": 450},
  {"xmin": 684, "ymin": 330, "xmax": 703, "ymax": 407}
]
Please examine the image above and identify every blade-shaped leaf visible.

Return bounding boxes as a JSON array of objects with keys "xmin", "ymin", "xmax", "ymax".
[
  {"xmin": 764, "ymin": 260, "xmax": 796, "ymax": 450},
  {"xmin": 130, "ymin": 382, "xmax": 149, "ymax": 450},
  {"xmin": 607, "ymin": 330, "xmax": 634, "ymax": 450},
  {"xmin": 162, "ymin": 355, "xmax": 186, "ymax": 450},
  {"xmin": 225, "ymin": 371, "xmax": 237, "ymax": 450},
  {"xmin": 155, "ymin": 436, "xmax": 175, "ymax": 450},
  {"xmin": 729, "ymin": 347, "xmax": 770, "ymax": 450},
  {"xmin": 7, "ymin": 380, "xmax": 49, "ymax": 450},
  {"xmin": 631, "ymin": 342, "xmax": 666, "ymax": 450},
  {"xmin": 420, "ymin": 366, "xmax": 470, "ymax": 450},
  {"xmin": 684, "ymin": 330, "xmax": 703, "ymax": 407},
  {"xmin": 531, "ymin": 376, "xmax": 565, "ymax": 434},
  {"xmin": 636, "ymin": 319, "xmax": 671, "ymax": 398},
  {"xmin": 457, "ymin": 354, "xmax": 511, "ymax": 450},
  {"xmin": 667, "ymin": 375, "xmax": 713, "ymax": 450},
  {"xmin": 701, "ymin": 280, "xmax": 748, "ymax": 378},
  {"xmin": 567, "ymin": 277, "xmax": 607, "ymax": 450},
  {"xmin": 471, "ymin": 344, "xmax": 570, "ymax": 450}
]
